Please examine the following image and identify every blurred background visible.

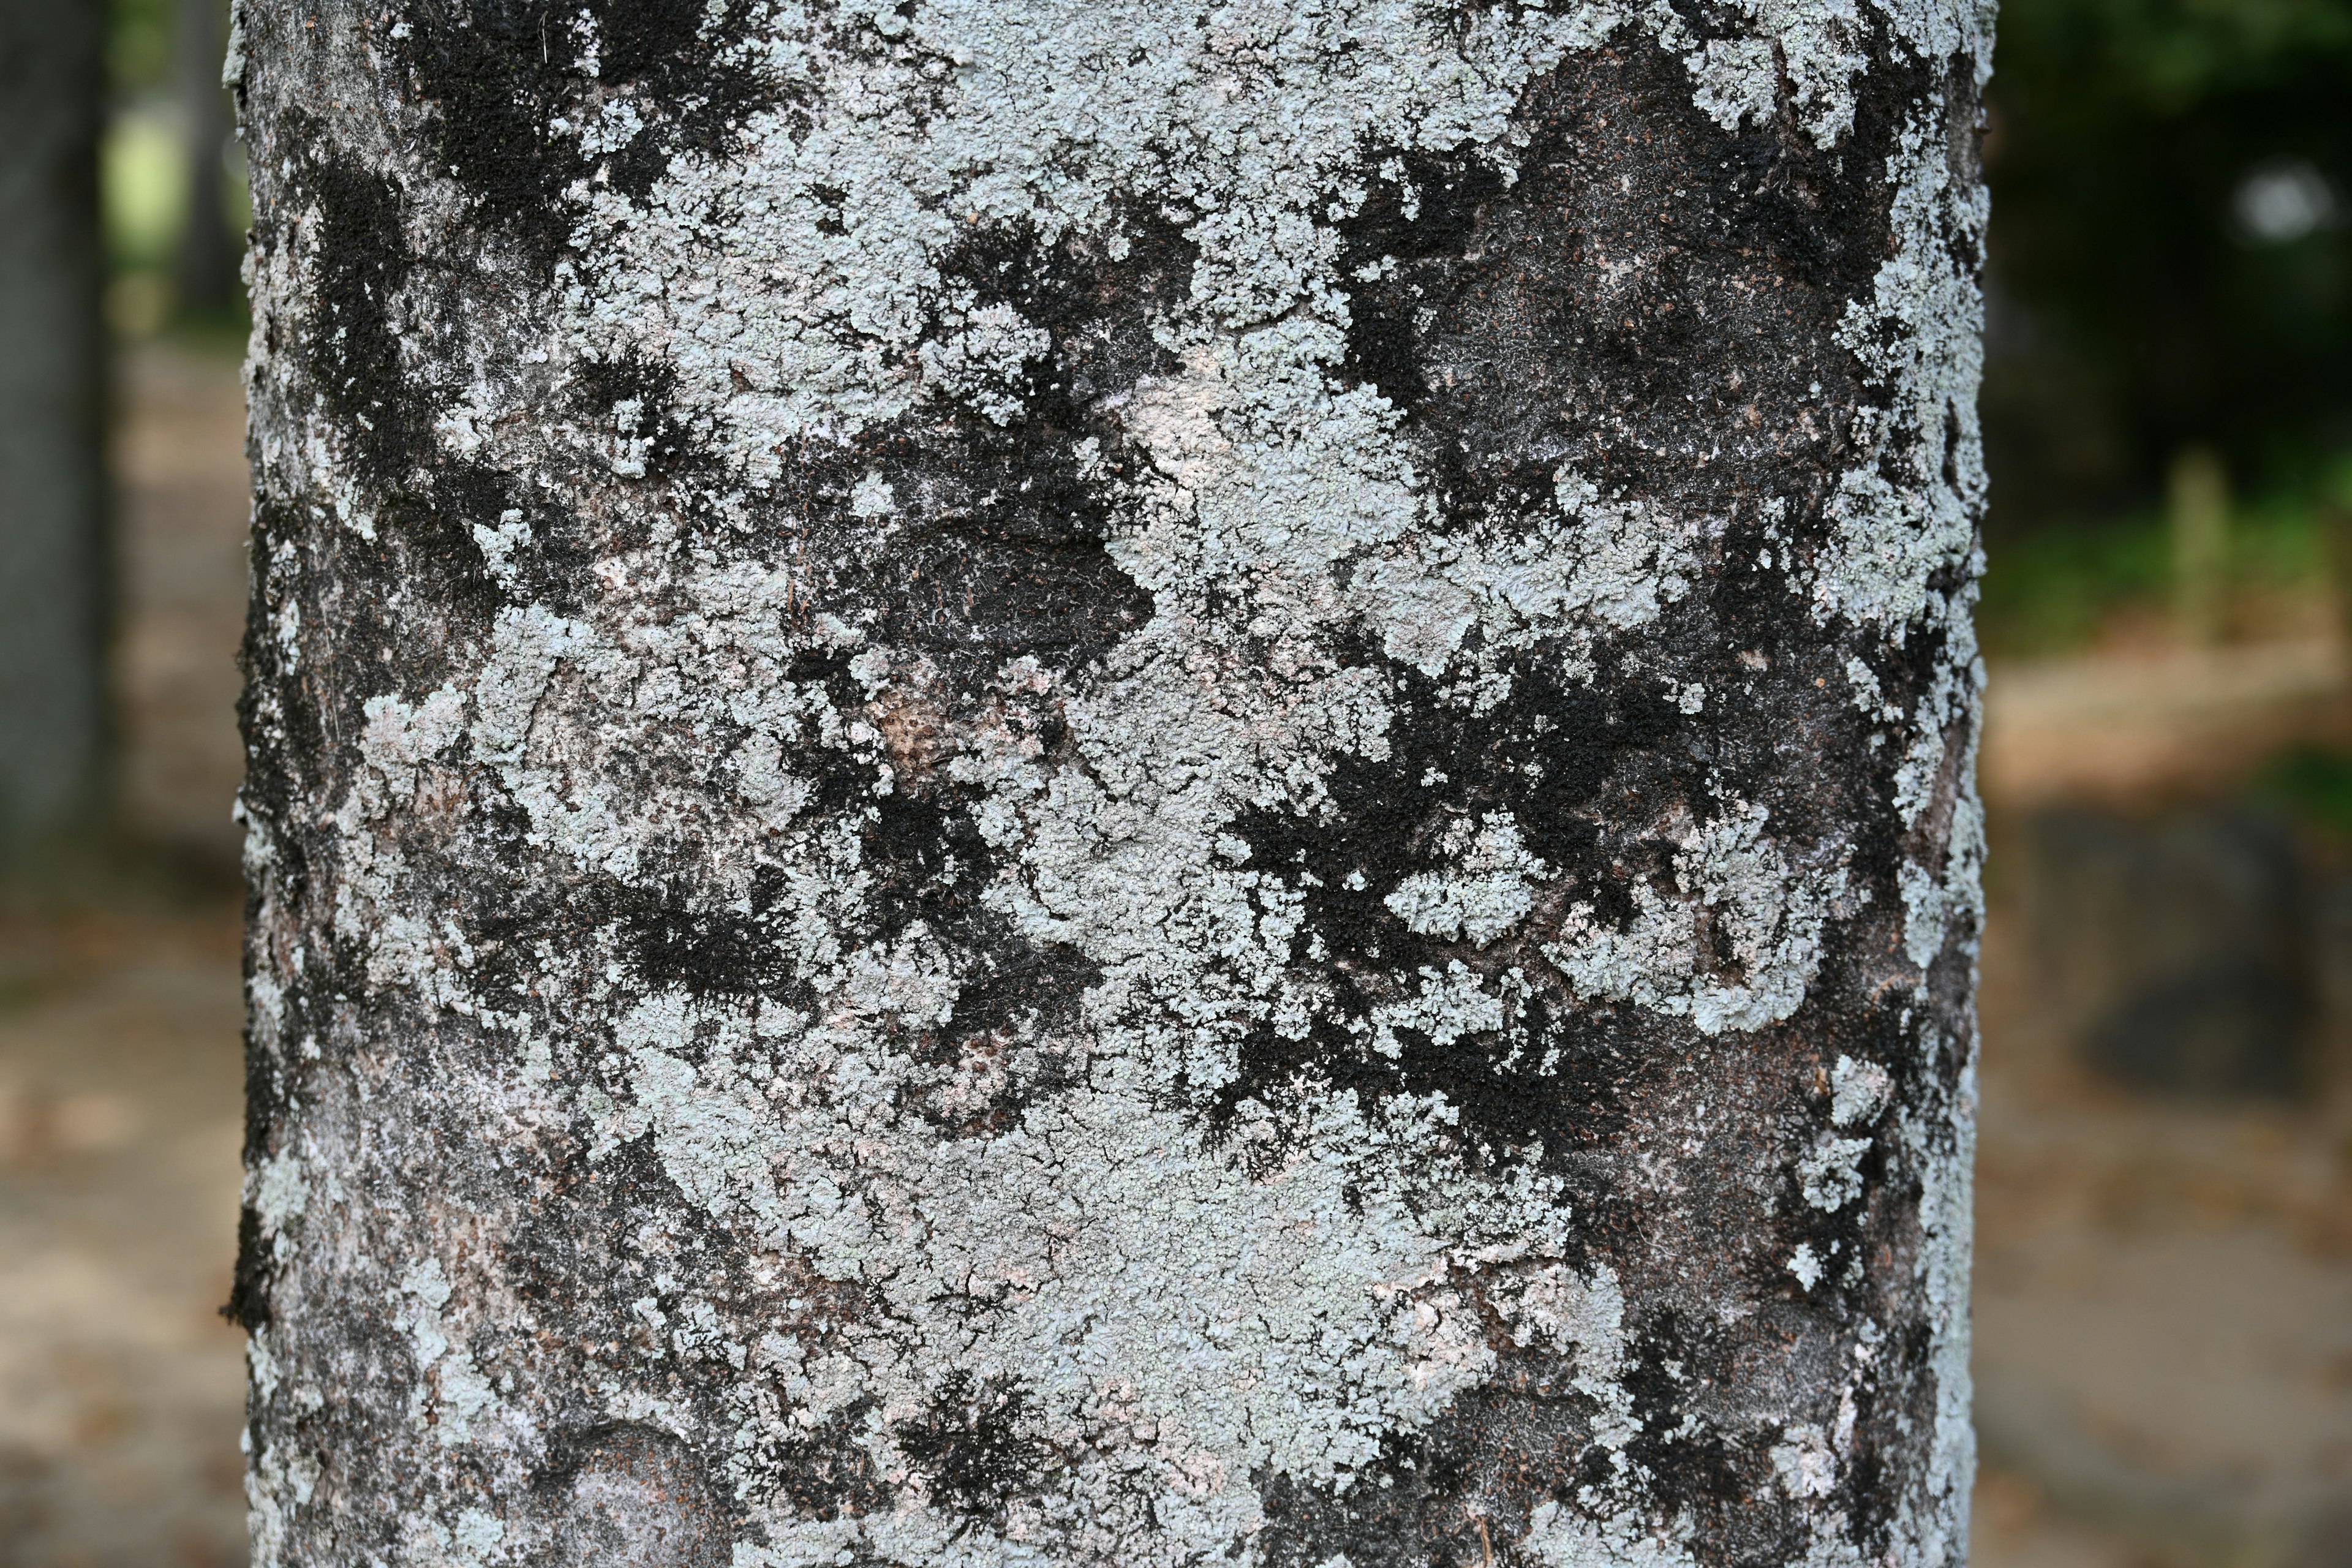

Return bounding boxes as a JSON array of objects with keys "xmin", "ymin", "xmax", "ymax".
[{"xmin": 0, "ymin": 0, "xmax": 2348, "ymax": 1563}]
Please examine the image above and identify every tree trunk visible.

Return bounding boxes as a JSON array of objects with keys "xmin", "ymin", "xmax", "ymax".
[
  {"xmin": 233, "ymin": 4, "xmax": 1989, "ymax": 1566},
  {"xmin": 0, "ymin": 0, "xmax": 108, "ymax": 846}
]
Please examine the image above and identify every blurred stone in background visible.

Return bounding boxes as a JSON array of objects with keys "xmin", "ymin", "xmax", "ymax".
[
  {"xmin": 2024, "ymin": 808, "xmax": 2311, "ymax": 1099},
  {"xmin": 1973, "ymin": 835, "xmax": 2352, "ymax": 1568},
  {"xmin": 1975, "ymin": 669, "xmax": 2352, "ymax": 1568}
]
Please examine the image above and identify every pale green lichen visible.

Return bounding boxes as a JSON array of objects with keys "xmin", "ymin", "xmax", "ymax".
[
  {"xmin": 1544, "ymin": 802, "xmax": 1853, "ymax": 1036},
  {"xmin": 1796, "ymin": 1135, "xmax": 1874, "ymax": 1210},
  {"xmin": 1829, "ymin": 1054, "xmax": 1893, "ymax": 1126},
  {"xmin": 395, "ymin": 1260, "xmax": 503, "ymax": 1449},
  {"xmin": 1521, "ymin": 1499, "xmax": 1700, "ymax": 1568},
  {"xmin": 1384, "ymin": 813, "xmax": 1547, "ymax": 945},
  {"xmin": 1812, "ymin": 113, "xmax": 1988, "ymax": 633},
  {"xmin": 584, "ymin": 976, "xmax": 1600, "ymax": 1547}
]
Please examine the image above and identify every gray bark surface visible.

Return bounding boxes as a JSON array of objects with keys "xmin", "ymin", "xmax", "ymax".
[
  {"xmin": 0, "ymin": 0, "xmax": 109, "ymax": 842},
  {"xmin": 233, "ymin": 3, "xmax": 1990, "ymax": 1565}
]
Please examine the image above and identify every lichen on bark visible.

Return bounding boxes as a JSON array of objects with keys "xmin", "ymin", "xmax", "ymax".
[{"xmin": 232, "ymin": 1, "xmax": 1989, "ymax": 1564}]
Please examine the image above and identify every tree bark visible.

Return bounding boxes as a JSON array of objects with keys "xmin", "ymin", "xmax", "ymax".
[
  {"xmin": 234, "ymin": 4, "xmax": 1990, "ymax": 1566},
  {"xmin": 0, "ymin": 0, "xmax": 108, "ymax": 845}
]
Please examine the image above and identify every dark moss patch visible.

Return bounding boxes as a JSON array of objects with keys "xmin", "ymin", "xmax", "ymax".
[
  {"xmin": 573, "ymin": 353, "xmax": 723, "ymax": 490},
  {"xmin": 393, "ymin": 4, "xmax": 571, "ymax": 259},
  {"xmin": 893, "ymin": 1372, "xmax": 1059, "ymax": 1521},
  {"xmin": 440, "ymin": 464, "xmax": 597, "ymax": 614},
  {"xmin": 1333, "ymin": 150, "xmax": 1511, "ymax": 409},
  {"xmin": 235, "ymin": 502, "xmax": 325, "ymax": 905},
  {"xmin": 1326, "ymin": 32, "xmax": 1920, "ymax": 549},
  {"xmin": 932, "ymin": 209, "xmax": 1197, "ymax": 422},
  {"xmin": 625, "ymin": 899, "xmax": 790, "ymax": 1000},
  {"xmin": 292, "ymin": 120, "xmax": 428, "ymax": 481},
  {"xmin": 221, "ymin": 1202, "xmax": 271, "ymax": 1330},
  {"xmin": 391, "ymin": 1, "xmax": 782, "ymax": 265},
  {"xmin": 745, "ymin": 424, "xmax": 1155, "ymax": 682},
  {"xmin": 1251, "ymin": 1368, "xmax": 1597, "ymax": 1568},
  {"xmin": 742, "ymin": 1396, "xmax": 892, "ymax": 1522},
  {"xmin": 1201, "ymin": 650, "xmax": 1706, "ymax": 1171},
  {"xmin": 1232, "ymin": 650, "xmax": 1691, "ymax": 952},
  {"xmin": 1618, "ymin": 1310, "xmax": 1751, "ymax": 1511}
]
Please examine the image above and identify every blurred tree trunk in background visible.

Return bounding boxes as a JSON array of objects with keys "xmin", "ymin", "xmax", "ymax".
[
  {"xmin": 0, "ymin": 0, "xmax": 109, "ymax": 852},
  {"xmin": 173, "ymin": 0, "xmax": 239, "ymax": 317},
  {"xmin": 233, "ymin": 4, "xmax": 1991, "ymax": 1565}
]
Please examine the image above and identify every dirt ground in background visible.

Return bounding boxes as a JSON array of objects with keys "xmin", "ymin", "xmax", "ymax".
[
  {"xmin": 0, "ymin": 908, "xmax": 246, "ymax": 1568},
  {"xmin": 1970, "ymin": 894, "xmax": 2352, "ymax": 1568},
  {"xmin": 3, "ymin": 340, "xmax": 2348, "ymax": 1567}
]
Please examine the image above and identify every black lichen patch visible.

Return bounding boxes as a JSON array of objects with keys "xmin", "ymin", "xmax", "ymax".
[
  {"xmin": 940, "ymin": 938, "xmax": 1099, "ymax": 1045},
  {"xmin": 742, "ymin": 1396, "xmax": 892, "ymax": 1523},
  {"xmin": 1219, "ymin": 1000, "xmax": 1644, "ymax": 1189},
  {"xmin": 1253, "ymin": 1360, "xmax": 1597, "ymax": 1568},
  {"xmin": 573, "ymin": 353, "xmax": 723, "ymax": 492},
  {"xmin": 658, "ymin": 211, "xmax": 1194, "ymax": 730},
  {"xmin": 369, "ymin": 482, "xmax": 503, "ymax": 621},
  {"xmin": 1212, "ymin": 650, "xmax": 1695, "ymax": 1169},
  {"xmin": 854, "ymin": 781, "xmax": 992, "ymax": 929},
  {"xmin": 293, "ymin": 118, "xmax": 428, "ymax": 480},
  {"xmin": 909, "ymin": 933, "xmax": 1099, "ymax": 1138},
  {"xmin": 893, "ymin": 1372, "xmax": 1060, "ymax": 1521},
  {"xmin": 585, "ymin": 0, "xmax": 784, "ymax": 200},
  {"xmin": 1235, "ymin": 650, "xmax": 1691, "ymax": 962},
  {"xmin": 276, "ymin": 127, "xmax": 563, "ymax": 647},
  {"xmin": 391, "ymin": 0, "xmax": 783, "ymax": 266},
  {"xmin": 624, "ymin": 898, "xmax": 791, "ymax": 1000},
  {"xmin": 587, "ymin": 0, "xmax": 711, "ymax": 86},
  {"xmin": 235, "ymin": 498, "xmax": 326, "ymax": 900}
]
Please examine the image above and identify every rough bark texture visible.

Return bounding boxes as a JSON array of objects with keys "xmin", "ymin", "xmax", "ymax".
[
  {"xmin": 234, "ymin": 3, "xmax": 1990, "ymax": 1566},
  {"xmin": 0, "ymin": 0, "xmax": 109, "ymax": 842}
]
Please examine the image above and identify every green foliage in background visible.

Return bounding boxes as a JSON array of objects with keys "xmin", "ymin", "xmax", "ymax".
[
  {"xmin": 1976, "ymin": 489, "xmax": 2337, "ymax": 656},
  {"xmin": 105, "ymin": 0, "xmax": 191, "ymax": 277},
  {"xmin": 105, "ymin": 115, "xmax": 187, "ymax": 273},
  {"xmin": 1985, "ymin": 0, "xmax": 2352, "ymax": 527},
  {"xmin": 108, "ymin": 0, "xmax": 176, "ymax": 97},
  {"xmin": 2258, "ymin": 745, "xmax": 2352, "ymax": 851},
  {"xmin": 103, "ymin": 0, "xmax": 247, "ymax": 338},
  {"xmin": 1978, "ymin": 514, "xmax": 2173, "ymax": 655}
]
